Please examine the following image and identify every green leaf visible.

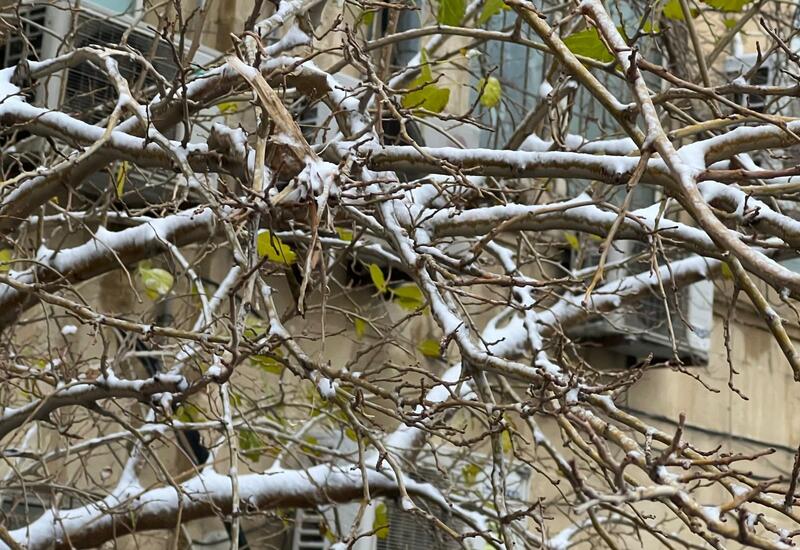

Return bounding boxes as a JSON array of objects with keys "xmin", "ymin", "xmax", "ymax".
[
  {"xmin": 417, "ymin": 49, "xmax": 434, "ymax": 82},
  {"xmin": 642, "ymin": 20, "xmax": 659, "ymax": 33},
  {"xmin": 301, "ymin": 435, "xmax": 321, "ymax": 457},
  {"xmin": 723, "ymin": 16, "xmax": 738, "ymax": 28},
  {"xmin": 336, "ymin": 227, "xmax": 354, "ymax": 241},
  {"xmin": 369, "ymin": 263, "xmax": 387, "ymax": 293},
  {"xmin": 501, "ymin": 429, "xmax": 513, "ymax": 454},
  {"xmin": 402, "ymin": 50, "xmax": 451, "ymax": 114},
  {"xmin": 238, "ymin": 429, "xmax": 263, "ymax": 462},
  {"xmin": 251, "ymin": 352, "xmax": 284, "ymax": 375},
  {"xmin": 402, "ymin": 83, "xmax": 451, "ymax": 114},
  {"xmin": 391, "ymin": 284, "xmax": 425, "ymax": 311},
  {"xmin": 478, "ymin": 76, "xmax": 502, "ymax": 109},
  {"xmin": 418, "ymin": 338, "xmax": 442, "ymax": 358},
  {"xmin": 373, "ymin": 502, "xmax": 390, "ymax": 539},
  {"xmin": 703, "ymin": 0, "xmax": 751, "ymax": 12},
  {"xmin": 462, "ymin": 463, "xmax": 481, "ymax": 485},
  {"xmin": 564, "ymin": 232, "xmax": 580, "ymax": 251},
  {"xmin": 662, "ymin": 0, "xmax": 698, "ymax": 19},
  {"xmin": 174, "ymin": 403, "xmax": 203, "ymax": 423},
  {"xmin": 478, "ymin": 0, "xmax": 509, "ymax": 25},
  {"xmin": 0, "ymin": 249, "xmax": 12, "ymax": 273},
  {"xmin": 361, "ymin": 9, "xmax": 375, "ymax": 27},
  {"xmin": 244, "ymin": 315, "xmax": 268, "ymax": 339},
  {"xmin": 257, "ymin": 230, "xmax": 297, "ymax": 265},
  {"xmin": 354, "ymin": 317, "xmax": 367, "ymax": 338},
  {"xmin": 563, "ymin": 27, "xmax": 614, "ymax": 63},
  {"xmin": 438, "ymin": 0, "xmax": 466, "ymax": 26},
  {"xmin": 344, "ymin": 426, "xmax": 359, "ymax": 442},
  {"xmin": 138, "ymin": 265, "xmax": 174, "ymax": 300},
  {"xmin": 115, "ymin": 161, "xmax": 129, "ymax": 198}
]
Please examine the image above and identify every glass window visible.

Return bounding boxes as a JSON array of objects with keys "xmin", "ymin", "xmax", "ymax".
[{"xmin": 84, "ymin": 0, "xmax": 138, "ymax": 14}]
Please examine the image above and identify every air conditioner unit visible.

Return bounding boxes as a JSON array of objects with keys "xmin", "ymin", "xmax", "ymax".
[
  {"xmin": 287, "ymin": 448, "xmax": 529, "ymax": 550},
  {"xmin": 568, "ymin": 238, "xmax": 713, "ymax": 365},
  {"xmin": 290, "ymin": 499, "xmax": 466, "ymax": 550},
  {"xmin": 0, "ymin": 1, "xmax": 222, "ymax": 200},
  {"xmin": 2, "ymin": 3, "xmax": 218, "ymax": 116},
  {"xmin": 559, "ymin": 184, "xmax": 713, "ymax": 365}
]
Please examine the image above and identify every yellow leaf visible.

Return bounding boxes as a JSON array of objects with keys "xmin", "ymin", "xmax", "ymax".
[
  {"xmin": 301, "ymin": 435, "xmax": 321, "ymax": 457},
  {"xmin": 703, "ymin": 0, "xmax": 752, "ymax": 12},
  {"xmin": 369, "ymin": 263, "xmax": 387, "ymax": 293},
  {"xmin": 723, "ymin": 16, "xmax": 738, "ymax": 28},
  {"xmin": 462, "ymin": 463, "xmax": 481, "ymax": 485},
  {"xmin": 564, "ymin": 232, "xmax": 580, "ymax": 251},
  {"xmin": 360, "ymin": 9, "xmax": 375, "ymax": 27},
  {"xmin": 0, "ymin": 248, "xmax": 12, "ymax": 273},
  {"xmin": 478, "ymin": 76, "xmax": 502, "ymax": 109},
  {"xmin": 217, "ymin": 101, "xmax": 239, "ymax": 114},
  {"xmin": 257, "ymin": 231, "xmax": 297, "ymax": 265},
  {"xmin": 501, "ymin": 429, "xmax": 513, "ymax": 454},
  {"xmin": 138, "ymin": 265, "xmax": 174, "ymax": 300},
  {"xmin": 373, "ymin": 502, "xmax": 390, "ymax": 539},
  {"xmin": 418, "ymin": 338, "xmax": 441, "ymax": 358},
  {"xmin": 115, "ymin": 161, "xmax": 129, "ymax": 198},
  {"xmin": 251, "ymin": 352, "xmax": 284, "ymax": 375},
  {"xmin": 392, "ymin": 284, "xmax": 425, "ymax": 311},
  {"xmin": 344, "ymin": 426, "xmax": 359, "ymax": 442},
  {"xmin": 354, "ymin": 317, "xmax": 367, "ymax": 338},
  {"xmin": 336, "ymin": 227, "xmax": 354, "ymax": 241},
  {"xmin": 721, "ymin": 262, "xmax": 733, "ymax": 280}
]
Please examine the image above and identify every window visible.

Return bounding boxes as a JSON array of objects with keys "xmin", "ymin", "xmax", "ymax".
[
  {"xmin": 378, "ymin": 3, "xmax": 420, "ymax": 69},
  {"xmin": 726, "ymin": 54, "xmax": 772, "ymax": 114},
  {"xmin": 0, "ymin": 7, "xmax": 47, "ymax": 69},
  {"xmin": 83, "ymin": 0, "xmax": 142, "ymax": 15},
  {"xmin": 0, "ymin": 494, "xmax": 47, "ymax": 530}
]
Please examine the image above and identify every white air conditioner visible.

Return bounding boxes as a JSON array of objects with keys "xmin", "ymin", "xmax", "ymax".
[
  {"xmin": 2, "ymin": 2, "xmax": 218, "ymax": 115},
  {"xmin": 568, "ymin": 238, "xmax": 713, "ymax": 365},
  {"xmin": 560, "ymin": 184, "xmax": 713, "ymax": 365},
  {"xmin": 291, "ymin": 499, "xmax": 467, "ymax": 550},
  {"xmin": 288, "ymin": 449, "xmax": 529, "ymax": 550}
]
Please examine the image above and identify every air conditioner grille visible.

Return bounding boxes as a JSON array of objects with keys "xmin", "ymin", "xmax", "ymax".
[
  {"xmin": 376, "ymin": 500, "xmax": 461, "ymax": 550},
  {"xmin": 291, "ymin": 509, "xmax": 328, "ymax": 550},
  {"xmin": 64, "ymin": 14, "xmax": 179, "ymax": 122}
]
